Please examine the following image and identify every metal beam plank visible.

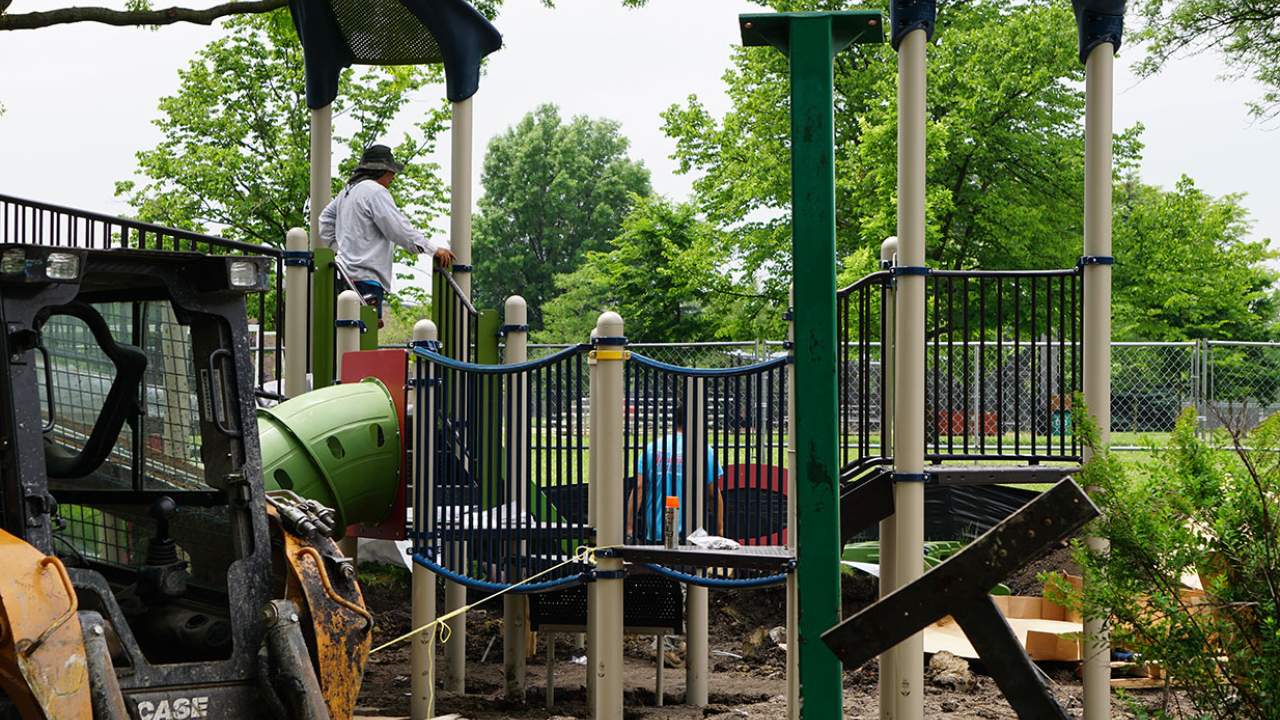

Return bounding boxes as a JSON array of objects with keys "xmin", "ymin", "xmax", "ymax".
[
  {"xmin": 821, "ymin": 479, "xmax": 1097, "ymax": 667},
  {"xmin": 952, "ymin": 596, "xmax": 1070, "ymax": 719}
]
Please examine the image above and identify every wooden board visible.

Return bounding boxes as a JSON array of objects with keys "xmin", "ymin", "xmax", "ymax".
[{"xmin": 1111, "ymin": 677, "xmax": 1166, "ymax": 690}]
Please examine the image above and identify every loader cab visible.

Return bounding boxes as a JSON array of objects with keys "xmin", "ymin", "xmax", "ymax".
[{"xmin": 0, "ymin": 244, "xmax": 277, "ymax": 712}]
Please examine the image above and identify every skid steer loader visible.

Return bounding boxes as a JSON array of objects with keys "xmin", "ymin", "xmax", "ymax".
[{"xmin": 0, "ymin": 244, "xmax": 374, "ymax": 719}]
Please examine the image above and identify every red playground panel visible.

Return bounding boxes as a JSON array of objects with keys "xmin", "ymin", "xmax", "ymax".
[
  {"xmin": 340, "ymin": 349, "xmax": 410, "ymax": 540},
  {"xmin": 717, "ymin": 464, "xmax": 788, "ymax": 546}
]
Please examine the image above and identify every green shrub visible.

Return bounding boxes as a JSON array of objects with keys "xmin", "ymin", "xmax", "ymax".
[{"xmin": 1067, "ymin": 407, "xmax": 1280, "ymax": 718}]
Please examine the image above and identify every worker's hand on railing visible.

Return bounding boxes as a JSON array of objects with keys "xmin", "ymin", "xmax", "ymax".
[{"xmin": 434, "ymin": 248, "xmax": 456, "ymax": 268}]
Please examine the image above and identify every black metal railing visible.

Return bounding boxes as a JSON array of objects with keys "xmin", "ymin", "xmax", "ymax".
[
  {"xmin": 0, "ymin": 193, "xmax": 287, "ymax": 402},
  {"xmin": 836, "ymin": 270, "xmax": 892, "ymax": 478},
  {"xmin": 411, "ymin": 343, "xmax": 592, "ymax": 591},
  {"xmin": 926, "ymin": 269, "xmax": 1082, "ymax": 463},
  {"xmin": 625, "ymin": 353, "xmax": 790, "ymax": 585},
  {"xmin": 837, "ymin": 267, "xmax": 1085, "ymax": 473}
]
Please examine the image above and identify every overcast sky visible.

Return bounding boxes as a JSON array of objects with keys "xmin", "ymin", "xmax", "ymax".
[{"xmin": 1, "ymin": 0, "xmax": 1276, "ymax": 249}]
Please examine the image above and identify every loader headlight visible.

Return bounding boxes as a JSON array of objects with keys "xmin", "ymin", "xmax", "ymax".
[
  {"xmin": 1, "ymin": 249, "xmax": 27, "ymax": 275},
  {"xmin": 227, "ymin": 259, "xmax": 268, "ymax": 292},
  {"xmin": 0, "ymin": 246, "xmax": 86, "ymax": 284},
  {"xmin": 45, "ymin": 252, "xmax": 81, "ymax": 280}
]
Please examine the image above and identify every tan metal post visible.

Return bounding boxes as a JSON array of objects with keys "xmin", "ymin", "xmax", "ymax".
[
  {"xmin": 655, "ymin": 633, "xmax": 665, "ymax": 706},
  {"xmin": 586, "ymin": 327, "xmax": 599, "ymax": 709},
  {"xmin": 893, "ymin": 27, "xmax": 927, "ymax": 720},
  {"xmin": 590, "ymin": 312, "xmax": 625, "ymax": 720},
  {"xmin": 443, "ymin": 561, "xmax": 467, "ymax": 693},
  {"xmin": 878, "ymin": 236, "xmax": 898, "ymax": 720},
  {"xmin": 284, "ymin": 228, "xmax": 310, "ymax": 400},
  {"xmin": 1082, "ymin": 41, "xmax": 1114, "ymax": 720},
  {"xmin": 503, "ymin": 296, "xmax": 529, "ymax": 703},
  {"xmin": 309, "ymin": 106, "xmax": 332, "ymax": 246},
  {"xmin": 411, "ymin": 319, "xmax": 439, "ymax": 720},
  {"xmin": 685, "ymin": 378, "xmax": 708, "ymax": 707},
  {"xmin": 336, "ymin": 290, "xmax": 362, "ymax": 563},
  {"xmin": 443, "ymin": 96, "xmax": 476, "ymax": 695},
  {"xmin": 785, "ymin": 288, "xmax": 798, "ymax": 720},
  {"xmin": 450, "ymin": 98, "xmax": 474, "ymax": 298}
]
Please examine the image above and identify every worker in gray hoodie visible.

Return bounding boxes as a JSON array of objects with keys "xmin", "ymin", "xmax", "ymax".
[{"xmin": 319, "ymin": 144, "xmax": 454, "ymax": 322}]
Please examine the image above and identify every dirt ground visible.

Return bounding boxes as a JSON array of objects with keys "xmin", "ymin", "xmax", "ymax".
[{"xmin": 355, "ymin": 547, "xmax": 1169, "ymax": 719}]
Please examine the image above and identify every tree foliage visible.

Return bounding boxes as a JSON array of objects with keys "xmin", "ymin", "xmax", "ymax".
[
  {"xmin": 661, "ymin": 0, "xmax": 1142, "ymax": 339},
  {"xmin": 115, "ymin": 9, "xmax": 450, "ymax": 256},
  {"xmin": 471, "ymin": 103, "xmax": 651, "ymax": 328},
  {"xmin": 1068, "ymin": 408, "xmax": 1280, "ymax": 719},
  {"xmin": 539, "ymin": 196, "xmax": 719, "ymax": 344},
  {"xmin": 1134, "ymin": 0, "xmax": 1280, "ymax": 120},
  {"xmin": 1113, "ymin": 174, "xmax": 1277, "ymax": 342}
]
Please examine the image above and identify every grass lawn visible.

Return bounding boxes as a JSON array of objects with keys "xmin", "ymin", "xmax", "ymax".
[{"xmin": 504, "ymin": 425, "xmax": 1177, "ymax": 489}]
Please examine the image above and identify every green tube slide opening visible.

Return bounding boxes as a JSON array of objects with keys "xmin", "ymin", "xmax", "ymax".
[{"xmin": 258, "ymin": 378, "xmax": 402, "ymax": 533}]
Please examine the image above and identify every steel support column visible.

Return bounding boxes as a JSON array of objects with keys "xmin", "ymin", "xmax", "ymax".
[
  {"xmin": 590, "ymin": 312, "xmax": 626, "ymax": 720},
  {"xmin": 892, "ymin": 25, "xmax": 928, "ymax": 720},
  {"xmin": 1082, "ymin": 42, "xmax": 1115, "ymax": 720},
  {"xmin": 740, "ymin": 12, "xmax": 884, "ymax": 719}
]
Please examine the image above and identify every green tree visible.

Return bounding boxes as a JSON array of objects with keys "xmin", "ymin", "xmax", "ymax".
[
  {"xmin": 662, "ymin": 0, "xmax": 1141, "ymax": 336},
  {"xmin": 116, "ymin": 9, "xmax": 450, "ymax": 255},
  {"xmin": 1068, "ymin": 408, "xmax": 1280, "ymax": 719},
  {"xmin": 1134, "ymin": 0, "xmax": 1280, "ymax": 120},
  {"xmin": 539, "ymin": 196, "xmax": 718, "ymax": 344},
  {"xmin": 472, "ymin": 104, "xmax": 651, "ymax": 328},
  {"xmin": 1113, "ymin": 175, "xmax": 1278, "ymax": 342}
]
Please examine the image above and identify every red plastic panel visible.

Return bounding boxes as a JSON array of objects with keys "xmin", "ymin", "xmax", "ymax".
[
  {"xmin": 340, "ymin": 349, "xmax": 409, "ymax": 540},
  {"xmin": 717, "ymin": 464, "xmax": 788, "ymax": 546}
]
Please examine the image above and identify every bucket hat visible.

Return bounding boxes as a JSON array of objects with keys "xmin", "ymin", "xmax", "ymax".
[{"xmin": 355, "ymin": 144, "xmax": 404, "ymax": 174}]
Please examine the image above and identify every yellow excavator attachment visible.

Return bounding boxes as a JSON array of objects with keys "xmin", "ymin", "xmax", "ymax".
[{"xmin": 0, "ymin": 530, "xmax": 90, "ymax": 719}]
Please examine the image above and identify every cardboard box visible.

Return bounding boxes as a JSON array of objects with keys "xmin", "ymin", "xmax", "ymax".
[{"xmin": 924, "ymin": 588, "xmax": 1085, "ymax": 662}]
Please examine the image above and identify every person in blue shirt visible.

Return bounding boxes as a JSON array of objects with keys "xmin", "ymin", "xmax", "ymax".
[{"xmin": 626, "ymin": 403, "xmax": 725, "ymax": 543}]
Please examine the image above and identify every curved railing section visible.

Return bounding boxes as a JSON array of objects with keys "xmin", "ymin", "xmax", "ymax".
[
  {"xmin": 624, "ymin": 352, "xmax": 790, "ymax": 587},
  {"xmin": 411, "ymin": 343, "xmax": 593, "ymax": 592}
]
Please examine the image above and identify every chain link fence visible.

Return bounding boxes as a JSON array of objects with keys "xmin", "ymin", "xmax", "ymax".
[{"xmin": 397, "ymin": 338, "xmax": 1280, "ymax": 451}]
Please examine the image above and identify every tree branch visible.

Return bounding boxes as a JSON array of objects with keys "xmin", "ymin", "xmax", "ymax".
[{"xmin": 0, "ymin": 0, "xmax": 287, "ymax": 31}]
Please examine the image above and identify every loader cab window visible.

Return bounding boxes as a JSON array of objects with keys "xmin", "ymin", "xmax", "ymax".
[
  {"xmin": 34, "ymin": 298, "xmax": 247, "ymax": 665},
  {"xmin": 36, "ymin": 299, "xmax": 245, "ymax": 494}
]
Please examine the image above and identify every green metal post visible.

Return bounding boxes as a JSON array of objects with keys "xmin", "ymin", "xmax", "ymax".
[
  {"xmin": 430, "ymin": 271, "xmax": 449, "ymax": 357},
  {"xmin": 740, "ymin": 12, "xmax": 883, "ymax": 719},
  {"xmin": 311, "ymin": 247, "xmax": 336, "ymax": 390},
  {"xmin": 360, "ymin": 303, "xmax": 379, "ymax": 351},
  {"xmin": 477, "ymin": 309, "xmax": 500, "ymax": 510}
]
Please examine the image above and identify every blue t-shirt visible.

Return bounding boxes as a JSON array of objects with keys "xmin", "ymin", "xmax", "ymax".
[{"xmin": 636, "ymin": 432, "xmax": 722, "ymax": 542}]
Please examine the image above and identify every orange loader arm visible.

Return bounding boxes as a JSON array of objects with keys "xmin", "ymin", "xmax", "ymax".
[{"xmin": 0, "ymin": 530, "xmax": 90, "ymax": 719}]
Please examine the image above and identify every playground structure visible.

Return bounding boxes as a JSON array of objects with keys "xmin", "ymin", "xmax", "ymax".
[{"xmin": 0, "ymin": 0, "xmax": 1128, "ymax": 718}]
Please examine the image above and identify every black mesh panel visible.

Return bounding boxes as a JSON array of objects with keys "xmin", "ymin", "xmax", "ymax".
[{"xmin": 331, "ymin": 0, "xmax": 443, "ymax": 65}]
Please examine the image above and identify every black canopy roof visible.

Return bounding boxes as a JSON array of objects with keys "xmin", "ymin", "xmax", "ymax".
[{"xmin": 289, "ymin": 0, "xmax": 502, "ymax": 108}]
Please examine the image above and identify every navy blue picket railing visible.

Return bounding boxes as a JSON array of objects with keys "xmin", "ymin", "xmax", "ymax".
[
  {"xmin": 625, "ymin": 353, "xmax": 790, "ymax": 587},
  {"xmin": 411, "ymin": 343, "xmax": 592, "ymax": 592}
]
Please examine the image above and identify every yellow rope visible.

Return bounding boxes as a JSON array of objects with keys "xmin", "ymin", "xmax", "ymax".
[
  {"xmin": 371, "ymin": 544, "xmax": 609, "ymax": 655},
  {"xmin": 373, "ymin": 545, "xmax": 616, "ymax": 718}
]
